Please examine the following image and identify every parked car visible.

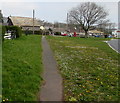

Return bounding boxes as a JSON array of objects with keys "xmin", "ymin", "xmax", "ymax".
[
  {"xmin": 68, "ymin": 33, "xmax": 73, "ymax": 37},
  {"xmin": 4, "ymin": 33, "xmax": 11, "ymax": 39},
  {"xmin": 61, "ymin": 32, "xmax": 68, "ymax": 36},
  {"xmin": 94, "ymin": 35, "xmax": 100, "ymax": 37},
  {"xmin": 108, "ymin": 35, "xmax": 113, "ymax": 38}
]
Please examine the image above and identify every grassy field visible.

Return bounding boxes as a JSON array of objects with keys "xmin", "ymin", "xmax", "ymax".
[
  {"xmin": 47, "ymin": 36, "xmax": 119, "ymax": 101},
  {"xmin": 2, "ymin": 35, "xmax": 43, "ymax": 101}
]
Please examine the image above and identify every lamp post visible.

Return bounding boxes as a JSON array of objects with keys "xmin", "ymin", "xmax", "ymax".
[
  {"xmin": 118, "ymin": 1, "xmax": 120, "ymax": 38},
  {"xmin": 33, "ymin": 9, "xmax": 35, "ymax": 35},
  {"xmin": 67, "ymin": 13, "xmax": 69, "ymax": 30}
]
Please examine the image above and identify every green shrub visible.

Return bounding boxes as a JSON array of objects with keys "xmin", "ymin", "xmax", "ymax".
[
  {"xmin": 22, "ymin": 30, "xmax": 50, "ymax": 35},
  {"xmin": 14, "ymin": 26, "xmax": 22, "ymax": 38},
  {"xmin": 22, "ymin": 30, "xmax": 43, "ymax": 35},
  {"xmin": 4, "ymin": 26, "xmax": 22, "ymax": 38},
  {"xmin": 54, "ymin": 32, "xmax": 61, "ymax": 35}
]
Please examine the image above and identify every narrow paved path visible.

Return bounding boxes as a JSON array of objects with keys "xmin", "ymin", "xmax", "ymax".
[{"xmin": 40, "ymin": 36, "xmax": 63, "ymax": 101}]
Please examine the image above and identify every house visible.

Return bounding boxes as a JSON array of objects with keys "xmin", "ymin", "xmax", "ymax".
[
  {"xmin": 112, "ymin": 30, "xmax": 120, "ymax": 38},
  {"xmin": 117, "ymin": 30, "xmax": 120, "ymax": 38},
  {"xmin": 8, "ymin": 16, "xmax": 41, "ymax": 31}
]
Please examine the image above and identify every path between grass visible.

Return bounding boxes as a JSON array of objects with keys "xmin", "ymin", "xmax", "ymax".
[{"xmin": 40, "ymin": 36, "xmax": 63, "ymax": 101}]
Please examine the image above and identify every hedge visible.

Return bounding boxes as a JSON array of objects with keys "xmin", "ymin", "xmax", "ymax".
[
  {"xmin": 23, "ymin": 30, "xmax": 42, "ymax": 35},
  {"xmin": 23, "ymin": 30, "xmax": 49, "ymax": 35},
  {"xmin": 5, "ymin": 26, "xmax": 22, "ymax": 38},
  {"xmin": 2, "ymin": 26, "xmax": 22, "ymax": 40},
  {"xmin": 54, "ymin": 32, "xmax": 61, "ymax": 35}
]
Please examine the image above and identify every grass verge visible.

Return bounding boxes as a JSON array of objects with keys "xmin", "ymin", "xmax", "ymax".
[
  {"xmin": 47, "ymin": 36, "xmax": 119, "ymax": 101},
  {"xmin": 2, "ymin": 35, "xmax": 43, "ymax": 101}
]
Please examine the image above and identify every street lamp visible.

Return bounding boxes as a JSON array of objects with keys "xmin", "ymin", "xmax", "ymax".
[{"xmin": 33, "ymin": 9, "xmax": 35, "ymax": 35}]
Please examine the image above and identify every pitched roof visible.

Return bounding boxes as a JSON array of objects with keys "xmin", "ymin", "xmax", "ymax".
[{"xmin": 9, "ymin": 16, "xmax": 41, "ymax": 27}]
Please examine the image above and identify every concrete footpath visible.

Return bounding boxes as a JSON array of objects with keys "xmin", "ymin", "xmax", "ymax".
[{"xmin": 40, "ymin": 36, "xmax": 63, "ymax": 101}]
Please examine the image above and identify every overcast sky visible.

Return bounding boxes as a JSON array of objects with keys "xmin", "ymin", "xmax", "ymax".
[{"xmin": 0, "ymin": 0, "xmax": 119, "ymax": 26}]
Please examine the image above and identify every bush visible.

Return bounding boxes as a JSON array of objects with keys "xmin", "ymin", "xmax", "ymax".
[
  {"xmin": 22, "ymin": 30, "xmax": 50, "ymax": 35},
  {"xmin": 54, "ymin": 32, "xmax": 61, "ymax": 35},
  {"xmin": 23, "ymin": 30, "xmax": 43, "ymax": 35},
  {"xmin": 4, "ymin": 26, "xmax": 22, "ymax": 38},
  {"xmin": 15, "ymin": 26, "xmax": 22, "ymax": 38}
]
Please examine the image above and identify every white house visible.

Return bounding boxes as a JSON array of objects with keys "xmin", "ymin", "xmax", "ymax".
[
  {"xmin": 112, "ymin": 30, "xmax": 120, "ymax": 38},
  {"xmin": 117, "ymin": 30, "xmax": 120, "ymax": 38}
]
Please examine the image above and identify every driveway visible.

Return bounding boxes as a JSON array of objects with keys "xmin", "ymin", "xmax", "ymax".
[{"xmin": 107, "ymin": 39, "xmax": 120, "ymax": 53}]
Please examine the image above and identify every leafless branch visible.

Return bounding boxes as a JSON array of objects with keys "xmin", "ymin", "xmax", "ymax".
[{"xmin": 68, "ymin": 2, "xmax": 108, "ymax": 37}]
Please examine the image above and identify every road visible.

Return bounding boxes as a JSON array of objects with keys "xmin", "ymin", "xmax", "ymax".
[{"xmin": 107, "ymin": 39, "xmax": 120, "ymax": 53}]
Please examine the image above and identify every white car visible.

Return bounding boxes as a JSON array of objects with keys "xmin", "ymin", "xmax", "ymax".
[
  {"xmin": 4, "ymin": 33, "xmax": 11, "ymax": 39},
  {"xmin": 68, "ymin": 33, "xmax": 73, "ymax": 37}
]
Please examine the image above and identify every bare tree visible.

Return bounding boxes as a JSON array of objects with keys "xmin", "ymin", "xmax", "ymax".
[
  {"xmin": 68, "ymin": 2, "xmax": 108, "ymax": 37},
  {"xmin": 97, "ymin": 20, "xmax": 109, "ymax": 32},
  {"xmin": 97, "ymin": 20, "xmax": 117, "ymax": 34}
]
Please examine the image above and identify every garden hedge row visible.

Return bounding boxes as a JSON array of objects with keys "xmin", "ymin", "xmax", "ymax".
[
  {"xmin": 2, "ymin": 26, "xmax": 22, "ymax": 40},
  {"xmin": 4, "ymin": 26, "xmax": 22, "ymax": 37},
  {"xmin": 23, "ymin": 30, "xmax": 50, "ymax": 35}
]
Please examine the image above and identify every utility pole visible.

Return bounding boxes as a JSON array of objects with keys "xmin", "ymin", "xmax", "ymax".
[
  {"xmin": 118, "ymin": 1, "xmax": 120, "ymax": 30},
  {"xmin": 59, "ymin": 22, "xmax": 60, "ymax": 32},
  {"xmin": 118, "ymin": 1, "xmax": 120, "ymax": 38},
  {"xmin": 33, "ymin": 9, "xmax": 35, "ymax": 35},
  {"xmin": 67, "ymin": 13, "xmax": 69, "ymax": 30}
]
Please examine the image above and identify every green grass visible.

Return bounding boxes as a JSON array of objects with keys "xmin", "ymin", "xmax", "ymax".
[
  {"xmin": 2, "ymin": 35, "xmax": 43, "ymax": 101},
  {"xmin": 47, "ymin": 36, "xmax": 119, "ymax": 101}
]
